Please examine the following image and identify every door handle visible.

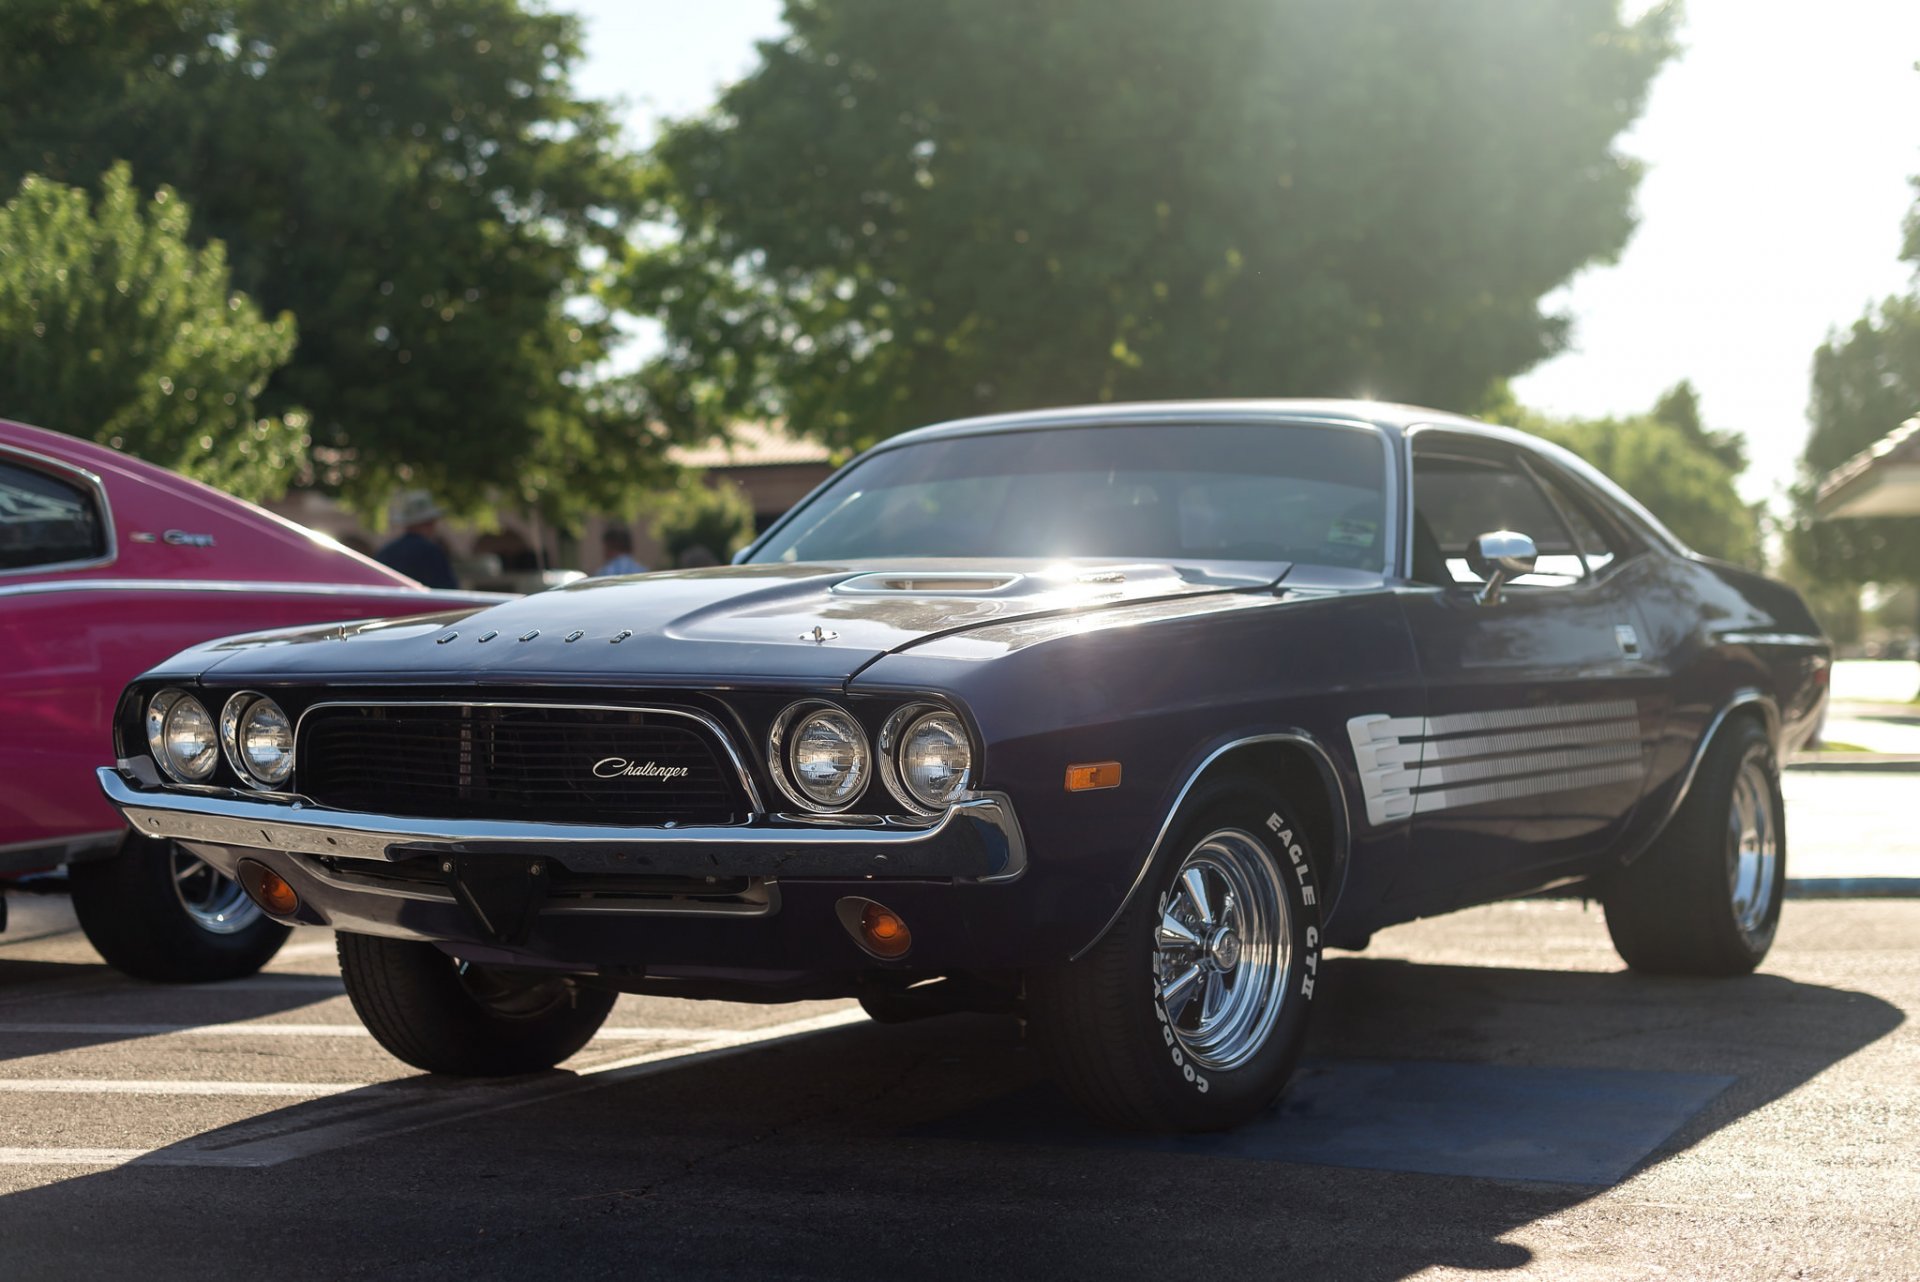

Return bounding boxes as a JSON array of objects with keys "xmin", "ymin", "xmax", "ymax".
[{"xmin": 1614, "ymin": 624, "xmax": 1642, "ymax": 658}]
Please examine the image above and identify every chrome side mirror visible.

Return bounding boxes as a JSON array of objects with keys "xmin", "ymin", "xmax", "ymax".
[{"xmin": 1466, "ymin": 530, "xmax": 1538, "ymax": 606}]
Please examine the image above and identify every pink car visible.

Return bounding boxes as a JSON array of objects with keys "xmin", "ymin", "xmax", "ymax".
[{"xmin": 1, "ymin": 419, "xmax": 502, "ymax": 981}]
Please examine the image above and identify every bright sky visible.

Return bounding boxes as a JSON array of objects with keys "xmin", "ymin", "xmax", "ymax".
[{"xmin": 568, "ymin": 0, "xmax": 1920, "ymax": 506}]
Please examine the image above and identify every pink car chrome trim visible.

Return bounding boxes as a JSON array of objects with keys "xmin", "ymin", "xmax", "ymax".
[
  {"xmin": 0, "ymin": 579, "xmax": 511, "ymax": 603},
  {"xmin": 0, "ymin": 443, "xmax": 119, "ymax": 579}
]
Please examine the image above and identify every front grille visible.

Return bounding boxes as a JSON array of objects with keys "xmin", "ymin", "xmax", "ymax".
[{"xmin": 296, "ymin": 703, "xmax": 747, "ymax": 825}]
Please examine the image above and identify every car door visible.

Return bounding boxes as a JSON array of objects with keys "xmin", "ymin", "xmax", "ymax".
[
  {"xmin": 0, "ymin": 447, "xmax": 119, "ymax": 854},
  {"xmin": 1380, "ymin": 433, "xmax": 1665, "ymax": 903}
]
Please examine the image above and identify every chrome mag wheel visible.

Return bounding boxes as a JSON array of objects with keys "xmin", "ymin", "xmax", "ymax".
[
  {"xmin": 169, "ymin": 845, "xmax": 262, "ymax": 936},
  {"xmin": 1151, "ymin": 828, "xmax": 1292, "ymax": 1072},
  {"xmin": 1726, "ymin": 748, "xmax": 1780, "ymax": 942}
]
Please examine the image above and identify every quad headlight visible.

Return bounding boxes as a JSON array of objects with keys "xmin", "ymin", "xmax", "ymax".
[
  {"xmin": 769, "ymin": 702, "xmax": 872, "ymax": 812},
  {"xmin": 145, "ymin": 689, "xmax": 219, "ymax": 784},
  {"xmin": 880, "ymin": 704, "xmax": 974, "ymax": 814},
  {"xmin": 220, "ymin": 692, "xmax": 294, "ymax": 789}
]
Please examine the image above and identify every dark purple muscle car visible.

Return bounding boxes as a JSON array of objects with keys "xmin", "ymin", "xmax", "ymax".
[{"xmin": 98, "ymin": 401, "xmax": 1829, "ymax": 1132}]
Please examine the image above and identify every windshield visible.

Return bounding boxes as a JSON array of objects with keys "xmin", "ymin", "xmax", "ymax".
[{"xmin": 749, "ymin": 422, "xmax": 1388, "ymax": 570}]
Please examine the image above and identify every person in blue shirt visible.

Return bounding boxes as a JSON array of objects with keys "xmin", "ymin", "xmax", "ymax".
[
  {"xmin": 595, "ymin": 526, "xmax": 647, "ymax": 577},
  {"xmin": 375, "ymin": 491, "xmax": 458, "ymax": 588}
]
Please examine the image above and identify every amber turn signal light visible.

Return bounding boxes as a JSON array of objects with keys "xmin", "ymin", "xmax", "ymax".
[
  {"xmin": 860, "ymin": 903, "xmax": 912, "ymax": 958},
  {"xmin": 235, "ymin": 859, "xmax": 300, "ymax": 917},
  {"xmin": 836, "ymin": 896, "xmax": 913, "ymax": 959},
  {"xmin": 1065, "ymin": 761, "xmax": 1123, "ymax": 792}
]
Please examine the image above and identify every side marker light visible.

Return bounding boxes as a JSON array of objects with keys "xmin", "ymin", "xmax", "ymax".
[{"xmin": 1066, "ymin": 761, "xmax": 1123, "ymax": 792}]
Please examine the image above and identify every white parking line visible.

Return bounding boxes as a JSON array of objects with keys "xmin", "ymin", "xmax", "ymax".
[
  {"xmin": 0, "ymin": 1080, "xmax": 377, "ymax": 1097},
  {"xmin": 0, "ymin": 1008, "xmax": 869, "ymax": 1169},
  {"xmin": 0, "ymin": 1147, "xmax": 152, "ymax": 1167},
  {"xmin": 272, "ymin": 939, "xmax": 341, "ymax": 960},
  {"xmin": 0, "ymin": 1021, "xmax": 710, "ymax": 1040}
]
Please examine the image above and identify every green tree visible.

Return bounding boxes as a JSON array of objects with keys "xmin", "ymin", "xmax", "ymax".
[
  {"xmin": 0, "ymin": 0, "xmax": 654, "ymax": 518},
  {"xmin": 1789, "ymin": 295, "xmax": 1920, "ymax": 610},
  {"xmin": 1495, "ymin": 384, "xmax": 1763, "ymax": 567},
  {"xmin": 631, "ymin": 0, "xmax": 1676, "ymax": 449},
  {"xmin": 648, "ymin": 475, "xmax": 755, "ymax": 566},
  {"xmin": 0, "ymin": 166, "xmax": 303, "ymax": 499}
]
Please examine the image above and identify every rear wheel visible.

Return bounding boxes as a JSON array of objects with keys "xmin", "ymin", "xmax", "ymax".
[
  {"xmin": 1028, "ymin": 780, "xmax": 1321, "ymax": 1132},
  {"xmin": 337, "ymin": 932, "xmax": 615, "ymax": 1075},
  {"xmin": 1604, "ymin": 716, "xmax": 1785, "ymax": 976},
  {"xmin": 69, "ymin": 831, "xmax": 289, "ymax": 983}
]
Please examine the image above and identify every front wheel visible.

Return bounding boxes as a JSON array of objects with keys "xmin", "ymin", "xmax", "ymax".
[
  {"xmin": 1027, "ymin": 780, "xmax": 1322, "ymax": 1132},
  {"xmin": 69, "ymin": 831, "xmax": 290, "ymax": 983},
  {"xmin": 1604, "ymin": 716, "xmax": 1785, "ymax": 976},
  {"xmin": 337, "ymin": 932, "xmax": 616, "ymax": 1075}
]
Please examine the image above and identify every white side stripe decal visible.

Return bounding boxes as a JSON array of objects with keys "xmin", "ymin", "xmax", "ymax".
[{"xmin": 1346, "ymin": 700, "xmax": 1644, "ymax": 826}]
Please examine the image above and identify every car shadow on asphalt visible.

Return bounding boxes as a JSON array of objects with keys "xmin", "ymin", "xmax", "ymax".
[{"xmin": 0, "ymin": 956, "xmax": 1902, "ymax": 1280}]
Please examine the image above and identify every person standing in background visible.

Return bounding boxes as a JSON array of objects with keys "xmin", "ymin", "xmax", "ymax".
[
  {"xmin": 375, "ymin": 490, "xmax": 458, "ymax": 588},
  {"xmin": 595, "ymin": 526, "xmax": 646, "ymax": 577}
]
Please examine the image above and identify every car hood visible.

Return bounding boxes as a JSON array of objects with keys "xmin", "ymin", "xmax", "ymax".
[{"xmin": 185, "ymin": 559, "xmax": 1287, "ymax": 687}]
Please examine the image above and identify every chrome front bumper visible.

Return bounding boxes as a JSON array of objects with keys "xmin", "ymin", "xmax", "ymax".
[{"xmin": 96, "ymin": 768, "xmax": 1026, "ymax": 883}]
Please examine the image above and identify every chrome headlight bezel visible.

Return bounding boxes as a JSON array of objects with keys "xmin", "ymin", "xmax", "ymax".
[
  {"xmin": 767, "ymin": 700, "xmax": 872, "ymax": 813},
  {"xmin": 879, "ymin": 703, "xmax": 974, "ymax": 815},
  {"xmin": 146, "ymin": 689, "xmax": 219, "ymax": 784},
  {"xmin": 219, "ymin": 691, "xmax": 294, "ymax": 790}
]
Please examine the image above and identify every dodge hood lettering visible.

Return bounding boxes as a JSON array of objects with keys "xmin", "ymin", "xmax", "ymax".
[{"xmin": 169, "ymin": 559, "xmax": 1288, "ymax": 686}]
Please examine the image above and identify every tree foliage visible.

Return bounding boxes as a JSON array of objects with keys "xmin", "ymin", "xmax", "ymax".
[
  {"xmin": 1500, "ymin": 384, "xmax": 1762, "ymax": 567},
  {"xmin": 648, "ymin": 475, "xmax": 755, "ymax": 566},
  {"xmin": 0, "ymin": 0, "xmax": 655, "ymax": 517},
  {"xmin": 0, "ymin": 165, "xmax": 302, "ymax": 499},
  {"xmin": 633, "ymin": 0, "xmax": 1676, "ymax": 449},
  {"xmin": 1790, "ymin": 293, "xmax": 1920, "ymax": 590}
]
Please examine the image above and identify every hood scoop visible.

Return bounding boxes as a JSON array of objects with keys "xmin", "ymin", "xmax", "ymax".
[{"xmin": 835, "ymin": 571, "xmax": 1026, "ymax": 596}]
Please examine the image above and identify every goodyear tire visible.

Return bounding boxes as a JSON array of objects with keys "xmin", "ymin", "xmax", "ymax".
[
  {"xmin": 337, "ymin": 932, "xmax": 616, "ymax": 1075},
  {"xmin": 69, "ymin": 831, "xmax": 290, "ymax": 983},
  {"xmin": 1604, "ymin": 716, "xmax": 1785, "ymax": 976},
  {"xmin": 1028, "ymin": 779, "xmax": 1322, "ymax": 1132}
]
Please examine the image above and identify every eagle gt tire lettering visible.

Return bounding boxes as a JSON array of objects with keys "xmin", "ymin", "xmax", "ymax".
[{"xmin": 1028, "ymin": 778, "xmax": 1321, "ymax": 1132}]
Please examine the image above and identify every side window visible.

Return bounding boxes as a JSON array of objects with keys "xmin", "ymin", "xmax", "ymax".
[
  {"xmin": 1410, "ymin": 453, "xmax": 1583, "ymax": 589},
  {"xmin": 0, "ymin": 458, "xmax": 108, "ymax": 571},
  {"xmin": 1530, "ymin": 466, "xmax": 1639, "ymax": 577}
]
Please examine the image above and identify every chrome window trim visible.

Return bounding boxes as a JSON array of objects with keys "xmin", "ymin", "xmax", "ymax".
[
  {"xmin": 0, "ymin": 443, "xmax": 118, "ymax": 578},
  {"xmin": 742, "ymin": 411, "xmax": 1401, "ymax": 578},
  {"xmin": 0, "ymin": 578, "xmax": 510, "ymax": 602},
  {"xmin": 292, "ymin": 699, "xmax": 769, "ymax": 817},
  {"xmin": 1069, "ymin": 729, "xmax": 1352, "ymax": 962},
  {"xmin": 1401, "ymin": 444, "xmax": 1590, "ymax": 591},
  {"xmin": 1402, "ymin": 420, "xmax": 1691, "ymax": 569}
]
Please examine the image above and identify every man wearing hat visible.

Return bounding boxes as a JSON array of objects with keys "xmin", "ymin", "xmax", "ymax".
[{"xmin": 375, "ymin": 490, "xmax": 458, "ymax": 588}]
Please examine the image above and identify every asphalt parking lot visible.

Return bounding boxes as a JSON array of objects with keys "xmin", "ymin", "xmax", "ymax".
[{"xmin": 0, "ymin": 883, "xmax": 1914, "ymax": 1280}]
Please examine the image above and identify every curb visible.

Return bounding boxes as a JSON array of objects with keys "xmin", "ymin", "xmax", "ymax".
[
  {"xmin": 1787, "ymin": 756, "xmax": 1920, "ymax": 773},
  {"xmin": 1786, "ymin": 878, "xmax": 1920, "ymax": 899}
]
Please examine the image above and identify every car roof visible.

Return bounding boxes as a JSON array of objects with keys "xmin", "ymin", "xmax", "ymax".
[
  {"xmin": 876, "ymin": 398, "xmax": 1460, "ymax": 449},
  {"xmin": 854, "ymin": 399, "xmax": 1693, "ymax": 557}
]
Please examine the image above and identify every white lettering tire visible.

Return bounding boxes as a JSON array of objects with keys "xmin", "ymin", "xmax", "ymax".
[{"xmin": 1028, "ymin": 778, "xmax": 1322, "ymax": 1132}]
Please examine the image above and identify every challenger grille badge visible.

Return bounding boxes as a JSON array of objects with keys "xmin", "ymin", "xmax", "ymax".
[{"xmin": 593, "ymin": 758, "xmax": 692, "ymax": 781}]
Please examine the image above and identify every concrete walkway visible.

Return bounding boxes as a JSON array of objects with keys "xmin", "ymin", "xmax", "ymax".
[{"xmin": 1784, "ymin": 770, "xmax": 1920, "ymax": 895}]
